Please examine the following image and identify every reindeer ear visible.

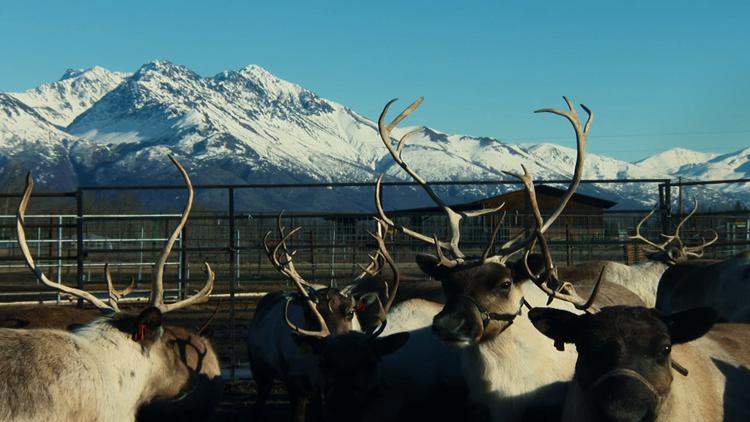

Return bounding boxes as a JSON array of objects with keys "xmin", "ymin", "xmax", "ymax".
[
  {"xmin": 133, "ymin": 307, "xmax": 163, "ymax": 346},
  {"xmin": 416, "ymin": 254, "xmax": 450, "ymax": 279},
  {"xmin": 372, "ymin": 332, "xmax": 410, "ymax": 357},
  {"xmin": 660, "ymin": 307, "xmax": 717, "ymax": 344},
  {"xmin": 528, "ymin": 308, "xmax": 580, "ymax": 350},
  {"xmin": 356, "ymin": 294, "xmax": 387, "ymax": 333}
]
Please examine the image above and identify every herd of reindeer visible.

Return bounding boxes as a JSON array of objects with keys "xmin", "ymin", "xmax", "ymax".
[{"xmin": 0, "ymin": 97, "xmax": 749, "ymax": 422}]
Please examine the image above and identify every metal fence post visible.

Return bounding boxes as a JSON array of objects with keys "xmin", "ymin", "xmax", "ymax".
[
  {"xmin": 179, "ymin": 224, "xmax": 188, "ymax": 301},
  {"xmin": 57, "ymin": 215, "xmax": 63, "ymax": 304},
  {"xmin": 661, "ymin": 180, "xmax": 672, "ymax": 235},
  {"xmin": 228, "ymin": 187, "xmax": 237, "ymax": 379},
  {"xmin": 75, "ymin": 188, "xmax": 85, "ymax": 308}
]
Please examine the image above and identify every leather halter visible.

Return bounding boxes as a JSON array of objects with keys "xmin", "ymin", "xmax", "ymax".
[{"xmin": 462, "ymin": 295, "xmax": 531, "ymax": 331}]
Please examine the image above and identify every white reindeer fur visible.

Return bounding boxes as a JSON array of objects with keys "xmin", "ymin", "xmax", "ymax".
[
  {"xmin": 591, "ymin": 260, "xmax": 668, "ymax": 308},
  {"xmin": 460, "ymin": 281, "xmax": 583, "ymax": 422},
  {"xmin": 0, "ymin": 319, "xmax": 175, "ymax": 422}
]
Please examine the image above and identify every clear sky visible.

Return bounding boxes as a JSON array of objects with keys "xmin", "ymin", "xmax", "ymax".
[{"xmin": 1, "ymin": 0, "xmax": 748, "ymax": 162}]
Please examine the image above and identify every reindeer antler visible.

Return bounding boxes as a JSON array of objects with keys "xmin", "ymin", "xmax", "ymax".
[
  {"xmin": 496, "ymin": 97, "xmax": 592, "ymax": 260},
  {"xmin": 264, "ymin": 215, "xmax": 331, "ymax": 337},
  {"xmin": 104, "ymin": 263, "xmax": 137, "ymax": 312},
  {"xmin": 375, "ymin": 98, "xmax": 505, "ymax": 266},
  {"xmin": 147, "ymin": 155, "xmax": 215, "ymax": 313},
  {"xmin": 17, "ymin": 173, "xmax": 117, "ymax": 312},
  {"xmin": 629, "ymin": 198, "xmax": 719, "ymax": 263},
  {"xmin": 504, "ymin": 97, "xmax": 599, "ymax": 310},
  {"xmin": 368, "ymin": 218, "xmax": 400, "ymax": 314},
  {"xmin": 19, "ymin": 156, "xmax": 214, "ymax": 314}
]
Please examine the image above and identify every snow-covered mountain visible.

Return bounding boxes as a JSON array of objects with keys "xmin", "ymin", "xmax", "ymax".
[
  {"xmin": 10, "ymin": 66, "xmax": 129, "ymax": 127},
  {"xmin": 635, "ymin": 148, "xmax": 719, "ymax": 175},
  {"xmin": 0, "ymin": 60, "xmax": 747, "ymax": 211}
]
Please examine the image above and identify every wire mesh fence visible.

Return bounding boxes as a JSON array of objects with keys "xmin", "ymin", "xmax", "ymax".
[{"xmin": 0, "ymin": 178, "xmax": 748, "ymax": 377}]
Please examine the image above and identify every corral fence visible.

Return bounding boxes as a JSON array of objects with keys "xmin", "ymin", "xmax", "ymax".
[{"xmin": 0, "ymin": 177, "xmax": 748, "ymax": 377}]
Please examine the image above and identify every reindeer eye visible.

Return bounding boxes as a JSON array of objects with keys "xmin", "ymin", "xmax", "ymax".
[
  {"xmin": 346, "ymin": 310, "xmax": 355, "ymax": 320},
  {"xmin": 659, "ymin": 344, "xmax": 672, "ymax": 359},
  {"xmin": 500, "ymin": 280, "xmax": 512, "ymax": 289}
]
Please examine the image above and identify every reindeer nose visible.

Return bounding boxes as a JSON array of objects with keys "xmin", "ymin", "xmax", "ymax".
[{"xmin": 594, "ymin": 374, "xmax": 658, "ymax": 421}]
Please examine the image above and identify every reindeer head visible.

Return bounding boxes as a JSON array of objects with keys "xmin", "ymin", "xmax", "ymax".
[
  {"xmin": 375, "ymin": 97, "xmax": 600, "ymax": 347},
  {"xmin": 530, "ymin": 306, "xmax": 716, "ymax": 421},
  {"xmin": 17, "ymin": 155, "xmax": 220, "ymax": 406},
  {"xmin": 292, "ymin": 330, "xmax": 410, "ymax": 422},
  {"xmin": 266, "ymin": 215, "xmax": 400, "ymax": 336}
]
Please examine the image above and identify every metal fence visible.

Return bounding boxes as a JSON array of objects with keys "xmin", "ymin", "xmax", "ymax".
[
  {"xmin": 0, "ymin": 178, "xmax": 748, "ymax": 377},
  {"xmin": 1, "ymin": 177, "xmax": 748, "ymax": 299}
]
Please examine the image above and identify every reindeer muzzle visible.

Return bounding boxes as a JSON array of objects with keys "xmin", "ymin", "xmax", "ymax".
[{"xmin": 590, "ymin": 368, "xmax": 661, "ymax": 422}]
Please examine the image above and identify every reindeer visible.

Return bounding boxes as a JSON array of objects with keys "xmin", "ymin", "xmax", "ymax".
[
  {"xmin": 279, "ymin": 218, "xmax": 468, "ymax": 422},
  {"xmin": 656, "ymin": 249, "xmax": 750, "ymax": 322},
  {"xmin": 247, "ymin": 215, "xmax": 375, "ymax": 422},
  {"xmin": 0, "ymin": 270, "xmax": 222, "ymax": 422},
  {"xmin": 616, "ymin": 198, "xmax": 718, "ymax": 307},
  {"xmin": 374, "ymin": 96, "xmax": 617, "ymax": 421},
  {"xmin": 625, "ymin": 203, "xmax": 750, "ymax": 322},
  {"xmin": 618, "ymin": 200, "xmax": 750, "ymax": 321},
  {"xmin": 0, "ymin": 155, "xmax": 221, "ymax": 422},
  {"xmin": 529, "ymin": 305, "xmax": 750, "ymax": 421}
]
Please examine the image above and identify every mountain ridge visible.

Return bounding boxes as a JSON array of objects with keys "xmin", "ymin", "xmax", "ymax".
[{"xmin": 1, "ymin": 61, "xmax": 747, "ymax": 211}]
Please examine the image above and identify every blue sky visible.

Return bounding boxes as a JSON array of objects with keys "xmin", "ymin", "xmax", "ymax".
[{"xmin": 1, "ymin": 0, "xmax": 748, "ymax": 162}]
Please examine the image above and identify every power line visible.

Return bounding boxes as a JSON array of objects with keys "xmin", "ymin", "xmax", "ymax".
[{"xmin": 505, "ymin": 129, "xmax": 750, "ymax": 142}]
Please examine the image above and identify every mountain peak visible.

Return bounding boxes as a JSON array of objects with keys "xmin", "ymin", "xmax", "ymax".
[
  {"xmin": 635, "ymin": 147, "xmax": 718, "ymax": 175},
  {"xmin": 59, "ymin": 65, "xmax": 116, "ymax": 81},
  {"xmin": 239, "ymin": 64, "xmax": 273, "ymax": 77},
  {"xmin": 133, "ymin": 60, "xmax": 199, "ymax": 81}
]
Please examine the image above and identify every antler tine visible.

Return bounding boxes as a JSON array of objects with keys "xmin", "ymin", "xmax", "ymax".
[
  {"xmin": 628, "ymin": 207, "xmax": 673, "ymax": 252},
  {"xmin": 149, "ymin": 154, "xmax": 194, "ymax": 309},
  {"xmin": 196, "ymin": 298, "xmax": 222, "ymax": 336},
  {"xmin": 370, "ymin": 218, "xmax": 401, "ymax": 313},
  {"xmin": 159, "ymin": 262, "xmax": 215, "ymax": 313},
  {"xmin": 283, "ymin": 296, "xmax": 330, "ymax": 337},
  {"xmin": 378, "ymin": 98, "xmax": 466, "ymax": 261},
  {"xmin": 521, "ymin": 234, "xmax": 603, "ymax": 312},
  {"xmin": 17, "ymin": 173, "xmax": 115, "ymax": 313},
  {"xmin": 491, "ymin": 166, "xmax": 544, "ymax": 258},
  {"xmin": 275, "ymin": 211, "xmax": 300, "ymax": 273},
  {"xmin": 684, "ymin": 229, "xmax": 719, "ymax": 258},
  {"xmin": 533, "ymin": 96, "xmax": 592, "ymax": 234},
  {"xmin": 482, "ymin": 211, "xmax": 506, "ymax": 261},
  {"xmin": 269, "ymin": 224, "xmax": 317, "ymax": 289},
  {"xmin": 488, "ymin": 97, "xmax": 591, "ymax": 260},
  {"xmin": 355, "ymin": 251, "xmax": 383, "ymax": 280},
  {"xmin": 672, "ymin": 198, "xmax": 699, "ymax": 249},
  {"xmin": 511, "ymin": 160, "xmax": 600, "ymax": 312},
  {"xmin": 375, "ymin": 174, "xmax": 453, "ymax": 250},
  {"xmin": 353, "ymin": 218, "xmax": 385, "ymax": 280},
  {"xmin": 104, "ymin": 263, "xmax": 138, "ymax": 312},
  {"xmin": 146, "ymin": 155, "xmax": 215, "ymax": 313},
  {"xmin": 272, "ymin": 225, "xmax": 331, "ymax": 337}
]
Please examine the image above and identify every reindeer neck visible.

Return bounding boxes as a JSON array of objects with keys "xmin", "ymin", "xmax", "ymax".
[
  {"xmin": 659, "ymin": 344, "xmax": 723, "ymax": 422},
  {"xmin": 627, "ymin": 260, "xmax": 669, "ymax": 307},
  {"xmin": 461, "ymin": 313, "xmax": 576, "ymax": 421},
  {"xmin": 75, "ymin": 319, "xmax": 167, "ymax": 416}
]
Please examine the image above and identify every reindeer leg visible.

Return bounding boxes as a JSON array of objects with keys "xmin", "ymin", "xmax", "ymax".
[
  {"xmin": 249, "ymin": 358, "xmax": 274, "ymax": 421},
  {"xmin": 287, "ymin": 378, "xmax": 310, "ymax": 422}
]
